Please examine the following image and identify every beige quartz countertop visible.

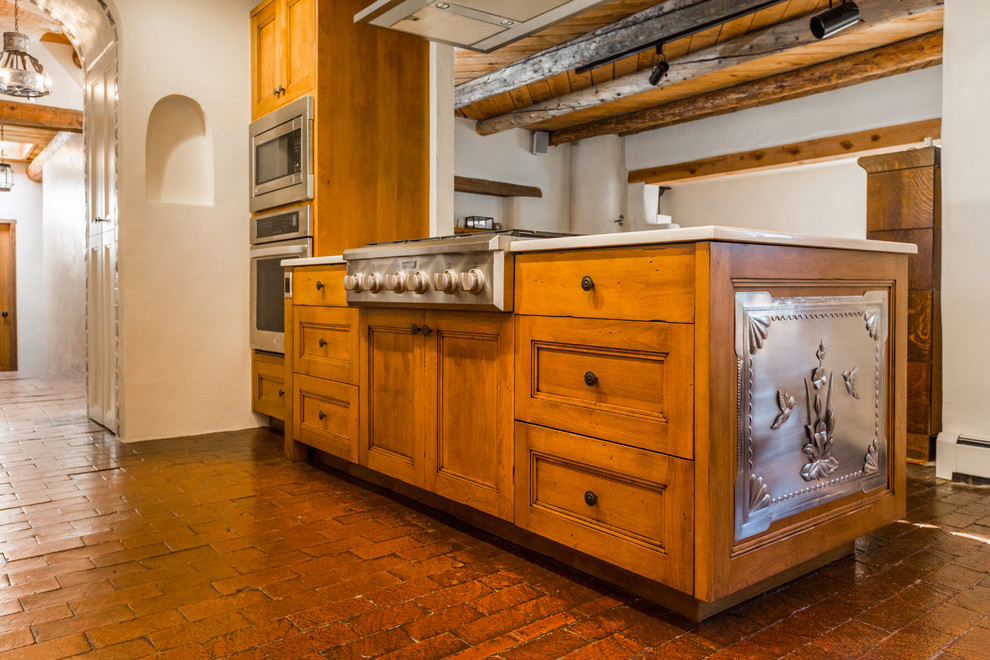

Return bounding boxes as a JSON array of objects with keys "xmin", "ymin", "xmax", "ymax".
[
  {"xmin": 281, "ymin": 255, "xmax": 344, "ymax": 267},
  {"xmin": 508, "ymin": 226, "xmax": 917, "ymax": 254},
  {"xmin": 281, "ymin": 227, "xmax": 916, "ymax": 267}
]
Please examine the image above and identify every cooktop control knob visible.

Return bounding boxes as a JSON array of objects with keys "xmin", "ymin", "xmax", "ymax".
[
  {"xmin": 362, "ymin": 273, "xmax": 383, "ymax": 293},
  {"xmin": 460, "ymin": 269, "xmax": 485, "ymax": 295},
  {"xmin": 410, "ymin": 271, "xmax": 429, "ymax": 294},
  {"xmin": 343, "ymin": 274, "xmax": 363, "ymax": 293},
  {"xmin": 434, "ymin": 270, "xmax": 458, "ymax": 294},
  {"xmin": 385, "ymin": 272, "xmax": 406, "ymax": 294}
]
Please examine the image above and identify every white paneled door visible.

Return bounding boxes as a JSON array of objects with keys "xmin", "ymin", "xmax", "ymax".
[{"xmin": 86, "ymin": 45, "xmax": 118, "ymax": 433}]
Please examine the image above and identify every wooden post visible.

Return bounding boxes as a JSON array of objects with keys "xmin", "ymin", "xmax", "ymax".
[{"xmin": 859, "ymin": 146, "xmax": 942, "ymax": 463}]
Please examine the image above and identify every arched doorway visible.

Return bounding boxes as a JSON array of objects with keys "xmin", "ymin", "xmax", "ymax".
[{"xmin": 22, "ymin": 0, "xmax": 120, "ymax": 432}]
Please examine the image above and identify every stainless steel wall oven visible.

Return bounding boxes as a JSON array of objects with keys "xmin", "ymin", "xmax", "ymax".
[{"xmin": 250, "ymin": 205, "xmax": 312, "ymax": 353}]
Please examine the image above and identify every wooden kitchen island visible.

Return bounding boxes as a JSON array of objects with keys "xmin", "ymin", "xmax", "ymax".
[{"xmin": 281, "ymin": 227, "xmax": 912, "ymax": 620}]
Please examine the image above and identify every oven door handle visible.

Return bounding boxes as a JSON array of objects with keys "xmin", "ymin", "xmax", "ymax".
[{"xmin": 250, "ymin": 244, "xmax": 310, "ymax": 260}]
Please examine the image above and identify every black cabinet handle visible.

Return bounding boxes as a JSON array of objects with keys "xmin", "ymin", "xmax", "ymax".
[
  {"xmin": 421, "ymin": 325, "xmax": 432, "ymax": 337},
  {"xmin": 272, "ymin": 87, "xmax": 279, "ymax": 97},
  {"xmin": 278, "ymin": 85, "xmax": 286, "ymax": 96},
  {"xmin": 318, "ymin": 411, "xmax": 326, "ymax": 421},
  {"xmin": 315, "ymin": 281, "xmax": 324, "ymax": 290},
  {"xmin": 581, "ymin": 276, "xmax": 595, "ymax": 291},
  {"xmin": 278, "ymin": 389, "xmax": 284, "ymax": 398},
  {"xmin": 584, "ymin": 371, "xmax": 597, "ymax": 387},
  {"xmin": 1, "ymin": 311, "xmax": 6, "ymax": 317},
  {"xmin": 584, "ymin": 491, "xmax": 598, "ymax": 506},
  {"xmin": 411, "ymin": 324, "xmax": 421, "ymax": 335},
  {"xmin": 319, "ymin": 338, "xmax": 327, "ymax": 348}
]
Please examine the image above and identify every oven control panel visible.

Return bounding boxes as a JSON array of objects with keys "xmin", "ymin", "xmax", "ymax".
[{"xmin": 343, "ymin": 252, "xmax": 510, "ymax": 311}]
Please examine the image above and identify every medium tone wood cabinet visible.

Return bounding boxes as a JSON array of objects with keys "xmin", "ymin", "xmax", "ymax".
[
  {"xmin": 250, "ymin": 0, "xmax": 316, "ymax": 121},
  {"xmin": 251, "ymin": 351, "xmax": 285, "ymax": 420},
  {"xmin": 360, "ymin": 309, "xmax": 514, "ymax": 520},
  {"xmin": 284, "ymin": 237, "xmax": 908, "ymax": 620}
]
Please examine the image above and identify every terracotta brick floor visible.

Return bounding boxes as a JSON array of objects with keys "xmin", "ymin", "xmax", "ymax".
[{"xmin": 2, "ymin": 373, "xmax": 990, "ymax": 658}]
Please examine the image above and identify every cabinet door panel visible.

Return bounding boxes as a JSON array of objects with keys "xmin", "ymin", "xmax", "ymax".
[
  {"xmin": 294, "ymin": 374, "xmax": 358, "ymax": 462},
  {"xmin": 428, "ymin": 312, "xmax": 513, "ymax": 520},
  {"xmin": 250, "ymin": 0, "xmax": 280, "ymax": 120},
  {"xmin": 252, "ymin": 352, "xmax": 285, "ymax": 420},
  {"xmin": 283, "ymin": 0, "xmax": 316, "ymax": 102},
  {"xmin": 361, "ymin": 310, "xmax": 428, "ymax": 487}
]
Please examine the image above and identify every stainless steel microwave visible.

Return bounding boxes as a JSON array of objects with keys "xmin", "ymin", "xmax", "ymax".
[{"xmin": 249, "ymin": 95, "xmax": 314, "ymax": 212}]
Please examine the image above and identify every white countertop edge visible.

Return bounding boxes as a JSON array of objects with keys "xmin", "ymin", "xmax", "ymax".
[
  {"xmin": 282, "ymin": 255, "xmax": 344, "ymax": 267},
  {"xmin": 508, "ymin": 226, "xmax": 918, "ymax": 254}
]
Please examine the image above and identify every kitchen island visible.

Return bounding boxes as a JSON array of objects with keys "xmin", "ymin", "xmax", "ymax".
[{"xmin": 281, "ymin": 227, "xmax": 912, "ymax": 619}]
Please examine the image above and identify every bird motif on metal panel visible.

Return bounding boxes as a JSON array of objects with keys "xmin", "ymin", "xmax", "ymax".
[
  {"xmin": 771, "ymin": 390, "xmax": 796, "ymax": 430},
  {"xmin": 842, "ymin": 366, "xmax": 860, "ymax": 400}
]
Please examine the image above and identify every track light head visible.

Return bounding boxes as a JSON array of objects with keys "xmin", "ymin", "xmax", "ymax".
[
  {"xmin": 649, "ymin": 60, "xmax": 669, "ymax": 86},
  {"xmin": 810, "ymin": 1, "xmax": 860, "ymax": 40}
]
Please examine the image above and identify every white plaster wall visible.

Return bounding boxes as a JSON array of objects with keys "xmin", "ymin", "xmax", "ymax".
[
  {"xmin": 114, "ymin": 0, "xmax": 259, "ymax": 441},
  {"xmin": 43, "ymin": 135, "xmax": 86, "ymax": 374},
  {"xmin": 34, "ymin": 40, "xmax": 85, "ymax": 111},
  {"xmin": 940, "ymin": 0, "xmax": 990, "ymax": 439},
  {"xmin": 2, "ymin": 163, "xmax": 44, "ymax": 374},
  {"xmin": 454, "ymin": 117, "xmax": 571, "ymax": 232},
  {"xmin": 626, "ymin": 66, "xmax": 943, "ymax": 172},
  {"xmin": 662, "ymin": 159, "xmax": 867, "ymax": 238}
]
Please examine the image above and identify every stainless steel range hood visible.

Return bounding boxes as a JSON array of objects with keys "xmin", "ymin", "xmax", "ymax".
[{"xmin": 354, "ymin": 0, "xmax": 610, "ymax": 53}]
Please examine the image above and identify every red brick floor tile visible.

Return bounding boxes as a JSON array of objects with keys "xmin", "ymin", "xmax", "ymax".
[
  {"xmin": 858, "ymin": 621, "xmax": 954, "ymax": 660},
  {"xmin": 943, "ymin": 623, "xmax": 990, "ymax": 657},
  {"xmin": 31, "ymin": 604, "xmax": 135, "ymax": 643},
  {"xmin": 403, "ymin": 603, "xmax": 486, "ymax": 641},
  {"xmin": 73, "ymin": 637, "xmax": 157, "ymax": 659},
  {"xmin": 333, "ymin": 626, "xmax": 415, "ymax": 659},
  {"xmin": 86, "ymin": 609, "xmax": 187, "ymax": 648},
  {"xmin": 456, "ymin": 607, "xmax": 535, "ymax": 645},
  {"xmin": 346, "ymin": 600, "xmax": 429, "ymax": 637},
  {"xmin": 0, "ymin": 632, "xmax": 91, "ymax": 659},
  {"xmin": 378, "ymin": 632, "xmax": 469, "ymax": 659},
  {"xmin": 0, "ymin": 629, "xmax": 33, "ymax": 653},
  {"xmin": 561, "ymin": 632, "xmax": 646, "ymax": 659},
  {"xmin": 808, "ymin": 620, "xmax": 888, "ymax": 658},
  {"xmin": 201, "ymin": 616, "xmax": 299, "ymax": 657},
  {"xmin": 147, "ymin": 610, "xmax": 253, "ymax": 651}
]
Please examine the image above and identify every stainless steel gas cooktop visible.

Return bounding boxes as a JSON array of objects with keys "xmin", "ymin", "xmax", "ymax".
[{"xmin": 341, "ymin": 229, "xmax": 575, "ymax": 311}]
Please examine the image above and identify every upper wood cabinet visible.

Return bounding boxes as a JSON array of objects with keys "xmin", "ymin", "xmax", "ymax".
[{"xmin": 250, "ymin": 0, "xmax": 316, "ymax": 121}]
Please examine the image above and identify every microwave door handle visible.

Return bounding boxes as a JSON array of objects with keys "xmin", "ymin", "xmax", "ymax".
[
  {"xmin": 255, "ymin": 116, "xmax": 302, "ymax": 142},
  {"xmin": 251, "ymin": 244, "xmax": 310, "ymax": 259}
]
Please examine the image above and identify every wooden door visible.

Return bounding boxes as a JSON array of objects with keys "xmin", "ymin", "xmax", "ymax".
[
  {"xmin": 426, "ymin": 312, "xmax": 514, "ymax": 520},
  {"xmin": 86, "ymin": 45, "xmax": 118, "ymax": 432},
  {"xmin": 250, "ymin": 0, "xmax": 281, "ymax": 120},
  {"xmin": 281, "ymin": 0, "xmax": 316, "ymax": 105},
  {"xmin": 361, "ymin": 309, "xmax": 429, "ymax": 487},
  {"xmin": 0, "ymin": 223, "xmax": 16, "ymax": 371}
]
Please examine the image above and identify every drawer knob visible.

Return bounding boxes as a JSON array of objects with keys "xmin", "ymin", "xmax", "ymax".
[
  {"xmin": 318, "ymin": 411, "xmax": 326, "ymax": 421},
  {"xmin": 411, "ymin": 324, "xmax": 421, "ymax": 335},
  {"xmin": 319, "ymin": 338, "xmax": 327, "ymax": 348},
  {"xmin": 584, "ymin": 491, "xmax": 598, "ymax": 506},
  {"xmin": 316, "ymin": 280, "xmax": 324, "ymax": 290},
  {"xmin": 581, "ymin": 276, "xmax": 595, "ymax": 291},
  {"xmin": 278, "ymin": 389, "xmax": 284, "ymax": 398},
  {"xmin": 421, "ymin": 325, "xmax": 433, "ymax": 337},
  {"xmin": 584, "ymin": 371, "xmax": 598, "ymax": 387}
]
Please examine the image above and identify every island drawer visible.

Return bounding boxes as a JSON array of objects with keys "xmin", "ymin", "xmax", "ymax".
[
  {"xmin": 515, "ymin": 316, "xmax": 694, "ymax": 459},
  {"xmin": 251, "ymin": 352, "xmax": 285, "ymax": 420},
  {"xmin": 515, "ymin": 422, "xmax": 693, "ymax": 592},
  {"xmin": 292, "ymin": 265, "xmax": 346, "ymax": 306},
  {"xmin": 294, "ymin": 374, "xmax": 359, "ymax": 462},
  {"xmin": 514, "ymin": 246, "xmax": 695, "ymax": 323},
  {"xmin": 293, "ymin": 306, "xmax": 359, "ymax": 384}
]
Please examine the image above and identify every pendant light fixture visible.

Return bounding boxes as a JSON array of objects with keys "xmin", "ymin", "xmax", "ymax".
[
  {"xmin": 0, "ymin": 0, "xmax": 52, "ymax": 98},
  {"xmin": 0, "ymin": 126, "xmax": 13, "ymax": 192}
]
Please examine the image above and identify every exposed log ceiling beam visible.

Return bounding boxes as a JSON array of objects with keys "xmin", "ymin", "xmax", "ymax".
[
  {"xmin": 474, "ymin": 0, "xmax": 944, "ymax": 136},
  {"xmin": 455, "ymin": 0, "xmax": 790, "ymax": 109},
  {"xmin": 27, "ymin": 132, "xmax": 74, "ymax": 183},
  {"xmin": 0, "ymin": 100, "xmax": 83, "ymax": 133},
  {"xmin": 628, "ymin": 118, "xmax": 942, "ymax": 185},
  {"xmin": 550, "ymin": 30, "xmax": 943, "ymax": 146},
  {"xmin": 454, "ymin": 176, "xmax": 543, "ymax": 198}
]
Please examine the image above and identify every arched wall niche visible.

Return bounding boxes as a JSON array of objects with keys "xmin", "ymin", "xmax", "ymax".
[{"xmin": 145, "ymin": 95, "xmax": 214, "ymax": 206}]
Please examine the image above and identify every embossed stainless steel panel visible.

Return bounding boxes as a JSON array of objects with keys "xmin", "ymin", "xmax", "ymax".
[{"xmin": 734, "ymin": 291, "xmax": 889, "ymax": 541}]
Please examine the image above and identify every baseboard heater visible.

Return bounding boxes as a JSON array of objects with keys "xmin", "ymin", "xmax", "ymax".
[{"xmin": 936, "ymin": 433, "xmax": 990, "ymax": 480}]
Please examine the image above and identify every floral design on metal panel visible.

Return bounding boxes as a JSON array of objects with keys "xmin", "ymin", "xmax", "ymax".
[{"xmin": 799, "ymin": 342, "xmax": 839, "ymax": 481}]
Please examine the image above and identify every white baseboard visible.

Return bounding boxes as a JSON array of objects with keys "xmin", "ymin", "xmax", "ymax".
[{"xmin": 936, "ymin": 432, "xmax": 990, "ymax": 480}]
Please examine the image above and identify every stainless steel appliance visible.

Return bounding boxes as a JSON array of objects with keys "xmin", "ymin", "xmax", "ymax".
[
  {"xmin": 249, "ymin": 95, "xmax": 314, "ymax": 212},
  {"xmin": 341, "ymin": 229, "xmax": 573, "ymax": 311},
  {"xmin": 250, "ymin": 205, "xmax": 312, "ymax": 352}
]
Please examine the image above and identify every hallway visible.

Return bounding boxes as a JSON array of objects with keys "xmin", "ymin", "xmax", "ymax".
[{"xmin": 1, "ymin": 374, "xmax": 990, "ymax": 658}]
